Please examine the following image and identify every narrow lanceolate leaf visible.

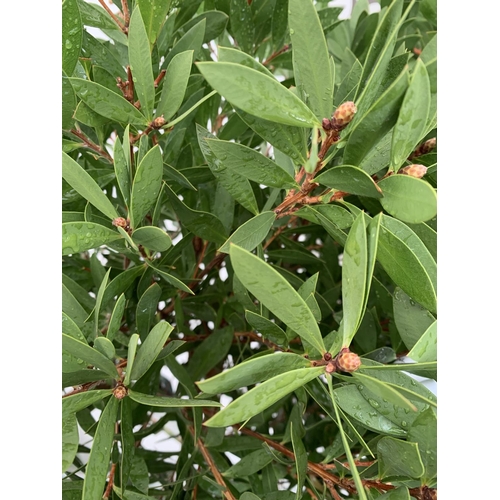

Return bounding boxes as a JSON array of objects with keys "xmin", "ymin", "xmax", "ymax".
[
  {"xmin": 344, "ymin": 67, "xmax": 409, "ymax": 167},
  {"xmin": 137, "ymin": 0, "xmax": 172, "ymax": 45},
  {"xmin": 82, "ymin": 396, "xmax": 119, "ymax": 500},
  {"xmin": 206, "ymin": 139, "xmax": 297, "ymax": 189},
  {"xmin": 130, "ymin": 321, "xmax": 174, "ymax": 382},
  {"xmin": 391, "ymin": 60, "xmax": 431, "ymax": 170},
  {"xmin": 196, "ymin": 124, "xmax": 259, "ymax": 215},
  {"xmin": 408, "ymin": 320, "xmax": 437, "ymax": 363},
  {"xmin": 163, "ymin": 183, "xmax": 228, "ymax": 245},
  {"xmin": 62, "ymin": 222, "xmax": 121, "ymax": 255},
  {"xmin": 219, "ymin": 212, "xmax": 276, "ymax": 253},
  {"xmin": 62, "ymin": 72, "xmax": 76, "ymax": 130},
  {"xmin": 147, "ymin": 262, "xmax": 194, "ymax": 295},
  {"xmin": 157, "ymin": 50, "xmax": 193, "ymax": 121},
  {"xmin": 218, "ymin": 46, "xmax": 274, "ymax": 77},
  {"xmin": 62, "ymin": 152, "xmax": 119, "ymax": 220},
  {"xmin": 197, "ymin": 62, "xmax": 320, "ymax": 127},
  {"xmin": 92, "ymin": 267, "xmax": 111, "ymax": 339},
  {"xmin": 123, "ymin": 334, "xmax": 139, "ymax": 386},
  {"xmin": 341, "ymin": 213, "xmax": 368, "ymax": 347},
  {"xmin": 62, "ymin": 414, "xmax": 79, "ymax": 472},
  {"xmin": 128, "ymin": 7, "xmax": 156, "ymax": 119},
  {"xmin": 62, "ymin": 334, "xmax": 119, "ymax": 378},
  {"xmin": 197, "ymin": 352, "xmax": 311, "ymax": 394},
  {"xmin": 315, "ymin": 166, "xmax": 383, "ymax": 198},
  {"xmin": 223, "ymin": 449, "xmax": 272, "ymax": 478},
  {"xmin": 204, "ymin": 367, "xmax": 324, "ymax": 427},
  {"xmin": 129, "ymin": 146, "xmax": 163, "ymax": 229},
  {"xmin": 377, "ymin": 216, "xmax": 437, "ymax": 313},
  {"xmin": 289, "ymin": 0, "xmax": 333, "ymax": 121},
  {"xmin": 229, "ymin": 0, "xmax": 254, "ymax": 53},
  {"xmin": 230, "ymin": 245, "xmax": 325, "ymax": 354},
  {"xmin": 291, "ymin": 421, "xmax": 308, "ymax": 500},
  {"xmin": 245, "ymin": 311, "xmax": 288, "ymax": 346},
  {"xmin": 377, "ymin": 437, "xmax": 424, "ymax": 480},
  {"xmin": 62, "ymin": 389, "xmax": 113, "ymax": 419},
  {"xmin": 128, "ymin": 390, "xmax": 222, "ymax": 407},
  {"xmin": 62, "ymin": 0, "xmax": 82, "ymax": 76},
  {"xmin": 408, "ymin": 408, "xmax": 437, "ymax": 484},
  {"xmin": 69, "ymin": 79, "xmax": 147, "ymax": 125},
  {"xmin": 132, "ymin": 226, "xmax": 172, "ymax": 252},
  {"xmin": 113, "ymin": 137, "xmax": 130, "ymax": 206},
  {"xmin": 106, "ymin": 293, "xmax": 126, "ymax": 342},
  {"xmin": 378, "ymin": 175, "xmax": 437, "ymax": 224}
]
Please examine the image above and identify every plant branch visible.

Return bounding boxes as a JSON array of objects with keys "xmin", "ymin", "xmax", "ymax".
[
  {"xmin": 98, "ymin": 0, "xmax": 127, "ymax": 33},
  {"xmin": 70, "ymin": 129, "xmax": 113, "ymax": 162},
  {"xmin": 263, "ymin": 44, "xmax": 290, "ymax": 66}
]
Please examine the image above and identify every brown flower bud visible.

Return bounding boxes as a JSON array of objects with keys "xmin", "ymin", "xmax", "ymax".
[
  {"xmin": 411, "ymin": 138, "xmax": 437, "ymax": 158},
  {"xmin": 113, "ymin": 385, "xmax": 128, "ymax": 400},
  {"xmin": 398, "ymin": 164, "xmax": 428, "ymax": 179},
  {"xmin": 336, "ymin": 352, "xmax": 361, "ymax": 372},
  {"xmin": 324, "ymin": 352, "xmax": 332, "ymax": 361},
  {"xmin": 331, "ymin": 101, "xmax": 357, "ymax": 131},
  {"xmin": 322, "ymin": 118, "xmax": 332, "ymax": 131},
  {"xmin": 112, "ymin": 217, "xmax": 128, "ymax": 228},
  {"xmin": 152, "ymin": 116, "xmax": 166, "ymax": 128},
  {"xmin": 325, "ymin": 362, "xmax": 336, "ymax": 374}
]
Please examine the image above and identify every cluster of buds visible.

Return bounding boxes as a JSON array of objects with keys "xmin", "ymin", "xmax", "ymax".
[
  {"xmin": 113, "ymin": 384, "xmax": 128, "ymax": 400},
  {"xmin": 398, "ymin": 164, "xmax": 428, "ymax": 179},
  {"xmin": 152, "ymin": 116, "xmax": 166, "ymax": 129},
  {"xmin": 322, "ymin": 101, "xmax": 357, "ymax": 132},
  {"xmin": 323, "ymin": 348, "xmax": 361, "ymax": 374},
  {"xmin": 112, "ymin": 217, "xmax": 129, "ymax": 229},
  {"xmin": 409, "ymin": 138, "xmax": 437, "ymax": 159}
]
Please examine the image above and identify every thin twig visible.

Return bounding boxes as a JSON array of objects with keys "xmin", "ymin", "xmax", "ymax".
[
  {"xmin": 120, "ymin": 0, "xmax": 130, "ymax": 27},
  {"xmin": 263, "ymin": 44, "xmax": 290, "ymax": 66},
  {"xmin": 98, "ymin": 0, "xmax": 127, "ymax": 32},
  {"xmin": 70, "ymin": 129, "xmax": 113, "ymax": 162}
]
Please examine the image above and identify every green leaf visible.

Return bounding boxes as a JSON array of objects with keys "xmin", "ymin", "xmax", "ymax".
[
  {"xmin": 131, "ymin": 321, "xmax": 174, "ymax": 381},
  {"xmin": 69, "ymin": 78, "xmax": 147, "ymax": 126},
  {"xmin": 315, "ymin": 166, "xmax": 383, "ymax": 198},
  {"xmin": 128, "ymin": 7, "xmax": 156, "ymax": 119},
  {"xmin": 407, "ymin": 320, "xmax": 437, "ymax": 363},
  {"xmin": 390, "ymin": 60, "xmax": 431, "ymax": 170},
  {"xmin": 289, "ymin": 0, "xmax": 333, "ymax": 121},
  {"xmin": 335, "ymin": 56, "xmax": 362, "ymax": 107},
  {"xmin": 62, "ymin": 0, "xmax": 83, "ymax": 76},
  {"xmin": 204, "ymin": 367, "xmax": 324, "ymax": 427},
  {"xmin": 229, "ymin": 0, "xmax": 254, "ymax": 53},
  {"xmin": 82, "ymin": 396, "xmax": 119, "ymax": 500},
  {"xmin": 290, "ymin": 422, "xmax": 308, "ymax": 500},
  {"xmin": 341, "ymin": 213, "xmax": 368, "ymax": 346},
  {"xmin": 62, "ymin": 222, "xmax": 121, "ymax": 255},
  {"xmin": 223, "ymin": 449, "xmax": 273, "ymax": 478},
  {"xmin": 62, "ymin": 414, "xmax": 79, "ymax": 472},
  {"xmin": 218, "ymin": 46, "xmax": 274, "ymax": 77},
  {"xmin": 377, "ymin": 216, "xmax": 437, "ymax": 313},
  {"xmin": 188, "ymin": 327, "xmax": 234, "ymax": 380},
  {"xmin": 163, "ymin": 182, "xmax": 228, "ymax": 244},
  {"xmin": 62, "ymin": 334, "xmax": 119, "ymax": 378},
  {"xmin": 344, "ymin": 67, "xmax": 409, "ymax": 166},
  {"xmin": 376, "ymin": 487, "xmax": 411, "ymax": 500},
  {"xmin": 132, "ymin": 226, "xmax": 172, "ymax": 252},
  {"xmin": 408, "ymin": 408, "xmax": 437, "ymax": 484},
  {"xmin": 197, "ymin": 62, "xmax": 320, "ymax": 127},
  {"xmin": 102, "ymin": 265, "xmax": 146, "ymax": 307},
  {"xmin": 62, "ymin": 284, "xmax": 88, "ymax": 327},
  {"xmin": 62, "ymin": 389, "xmax": 113, "ymax": 419},
  {"xmin": 123, "ymin": 334, "xmax": 139, "ymax": 386},
  {"xmin": 377, "ymin": 437, "xmax": 424, "ymax": 480},
  {"xmin": 163, "ymin": 18, "xmax": 206, "ymax": 68},
  {"xmin": 157, "ymin": 50, "xmax": 193, "ymax": 121},
  {"xmin": 179, "ymin": 11, "xmax": 228, "ymax": 43},
  {"xmin": 238, "ymin": 110, "xmax": 308, "ymax": 165},
  {"xmin": 206, "ymin": 139, "xmax": 297, "ymax": 189},
  {"xmin": 230, "ymin": 245, "xmax": 325, "ymax": 354},
  {"xmin": 62, "ymin": 311, "xmax": 88, "ymax": 341},
  {"xmin": 219, "ymin": 212, "xmax": 276, "ymax": 253},
  {"xmin": 197, "ymin": 352, "xmax": 311, "ymax": 394},
  {"xmin": 62, "ymin": 152, "xmax": 119, "ymax": 220},
  {"xmin": 136, "ymin": 283, "xmax": 161, "ymax": 340},
  {"xmin": 378, "ymin": 175, "xmax": 437, "ymax": 224},
  {"xmin": 334, "ymin": 384, "xmax": 406, "ymax": 437},
  {"xmin": 137, "ymin": 0, "xmax": 172, "ymax": 45},
  {"xmin": 92, "ymin": 267, "xmax": 111, "ymax": 338},
  {"xmin": 128, "ymin": 390, "xmax": 221, "ymax": 407},
  {"xmin": 113, "ymin": 137, "xmax": 131, "ymax": 207},
  {"xmin": 196, "ymin": 124, "xmax": 259, "ymax": 215},
  {"xmin": 245, "ymin": 311, "xmax": 288, "ymax": 346},
  {"xmin": 62, "ymin": 72, "xmax": 76, "ymax": 130},
  {"xmin": 129, "ymin": 146, "xmax": 163, "ymax": 229},
  {"xmin": 147, "ymin": 263, "xmax": 194, "ymax": 295},
  {"xmin": 93, "ymin": 337, "xmax": 115, "ymax": 360}
]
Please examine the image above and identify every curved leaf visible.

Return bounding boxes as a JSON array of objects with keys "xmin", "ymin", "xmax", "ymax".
[
  {"xmin": 315, "ymin": 165, "xmax": 383, "ymax": 198},
  {"xmin": 62, "ymin": 152, "xmax": 119, "ymax": 220},
  {"xmin": 197, "ymin": 352, "xmax": 311, "ymax": 394},
  {"xmin": 62, "ymin": 414, "xmax": 79, "ymax": 472},
  {"xmin": 197, "ymin": 62, "xmax": 320, "ymax": 127},
  {"xmin": 69, "ymin": 78, "xmax": 147, "ymax": 125},
  {"xmin": 128, "ymin": 390, "xmax": 221, "ymax": 407},
  {"xmin": 132, "ymin": 226, "xmax": 172, "ymax": 252},
  {"xmin": 62, "ymin": 0, "xmax": 82, "ymax": 76},
  {"xmin": 377, "ymin": 437, "xmax": 424, "ymax": 480},
  {"xmin": 378, "ymin": 175, "xmax": 437, "ymax": 224},
  {"xmin": 62, "ymin": 222, "xmax": 121, "ymax": 255},
  {"xmin": 204, "ymin": 367, "xmax": 324, "ymax": 427},
  {"xmin": 407, "ymin": 320, "xmax": 437, "ymax": 363},
  {"xmin": 230, "ymin": 245, "xmax": 326, "ymax": 354},
  {"xmin": 62, "ymin": 389, "xmax": 113, "ymax": 419}
]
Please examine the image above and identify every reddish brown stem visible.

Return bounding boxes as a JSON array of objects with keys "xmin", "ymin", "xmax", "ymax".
[
  {"xmin": 70, "ymin": 129, "xmax": 113, "ymax": 162},
  {"xmin": 263, "ymin": 44, "xmax": 290, "ymax": 66},
  {"xmin": 98, "ymin": 0, "xmax": 127, "ymax": 32},
  {"xmin": 120, "ymin": 0, "xmax": 130, "ymax": 27}
]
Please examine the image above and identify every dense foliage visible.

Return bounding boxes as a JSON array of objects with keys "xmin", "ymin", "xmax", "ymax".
[{"xmin": 62, "ymin": 0, "xmax": 437, "ymax": 499}]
